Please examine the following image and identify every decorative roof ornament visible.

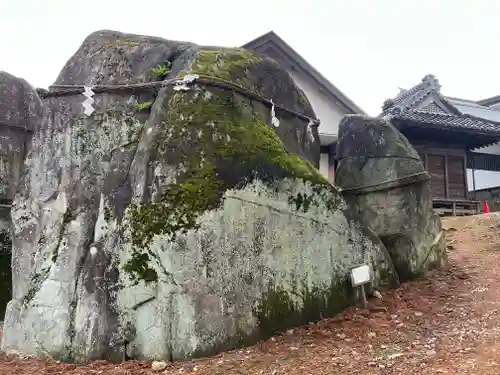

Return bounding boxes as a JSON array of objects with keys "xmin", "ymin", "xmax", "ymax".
[
  {"xmin": 382, "ymin": 98, "xmax": 395, "ymax": 112},
  {"xmin": 382, "ymin": 106, "xmax": 403, "ymax": 122},
  {"xmin": 421, "ymin": 74, "xmax": 441, "ymax": 92},
  {"xmin": 385, "ymin": 107, "xmax": 403, "ymax": 116}
]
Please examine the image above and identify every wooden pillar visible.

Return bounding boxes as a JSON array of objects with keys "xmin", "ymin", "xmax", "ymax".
[
  {"xmin": 444, "ymin": 154, "xmax": 449, "ymax": 198},
  {"xmin": 464, "ymin": 152, "xmax": 470, "ymax": 199},
  {"xmin": 472, "ymin": 168, "xmax": 476, "ymax": 197},
  {"xmin": 470, "ymin": 152, "xmax": 477, "ymax": 200}
]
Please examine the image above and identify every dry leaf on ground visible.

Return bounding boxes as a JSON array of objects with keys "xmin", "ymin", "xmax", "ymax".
[{"xmin": 2, "ymin": 213, "xmax": 500, "ymax": 374}]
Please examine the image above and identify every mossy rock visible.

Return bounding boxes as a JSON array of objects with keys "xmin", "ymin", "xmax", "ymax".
[
  {"xmin": 336, "ymin": 114, "xmax": 425, "ymax": 191},
  {"xmin": 124, "ymin": 48, "xmax": 327, "ymax": 282},
  {"xmin": 2, "ymin": 31, "xmax": 402, "ymax": 363},
  {"xmin": 254, "ymin": 278, "xmax": 356, "ymax": 336}
]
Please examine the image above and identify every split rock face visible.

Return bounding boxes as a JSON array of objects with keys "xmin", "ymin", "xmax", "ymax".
[
  {"xmin": 335, "ymin": 114, "xmax": 446, "ymax": 282},
  {"xmin": 0, "ymin": 30, "xmax": 401, "ymax": 362},
  {"xmin": 0, "ymin": 71, "xmax": 43, "ymax": 318}
]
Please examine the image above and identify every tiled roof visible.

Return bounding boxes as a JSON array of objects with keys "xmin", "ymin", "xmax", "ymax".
[
  {"xmin": 382, "ymin": 74, "xmax": 500, "ymax": 136},
  {"xmin": 382, "ymin": 75, "xmax": 445, "ymax": 113},
  {"xmin": 387, "ymin": 109, "xmax": 500, "ymax": 135}
]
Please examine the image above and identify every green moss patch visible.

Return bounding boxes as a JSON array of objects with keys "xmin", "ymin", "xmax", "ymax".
[
  {"xmin": 115, "ymin": 40, "xmax": 140, "ymax": 47},
  {"xmin": 22, "ymin": 267, "xmax": 49, "ymax": 305},
  {"xmin": 179, "ymin": 49, "xmax": 263, "ymax": 89},
  {"xmin": 123, "ymin": 49, "xmax": 338, "ymax": 283},
  {"xmin": 287, "ymin": 186, "xmax": 341, "ymax": 214},
  {"xmin": 135, "ymin": 101, "xmax": 153, "ymax": 112},
  {"xmin": 151, "ymin": 63, "xmax": 171, "ymax": 79},
  {"xmin": 254, "ymin": 278, "xmax": 355, "ymax": 336}
]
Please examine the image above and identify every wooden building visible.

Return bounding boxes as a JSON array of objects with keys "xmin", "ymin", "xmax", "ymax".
[{"xmin": 380, "ymin": 75, "xmax": 500, "ymax": 215}]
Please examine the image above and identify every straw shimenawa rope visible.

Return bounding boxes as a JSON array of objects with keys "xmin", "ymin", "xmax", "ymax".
[{"xmin": 37, "ymin": 73, "xmax": 321, "ymax": 127}]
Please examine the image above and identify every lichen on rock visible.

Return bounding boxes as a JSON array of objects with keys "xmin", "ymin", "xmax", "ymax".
[
  {"xmin": 125, "ymin": 81, "xmax": 329, "ymax": 282},
  {"xmin": 336, "ymin": 114, "xmax": 446, "ymax": 281},
  {"xmin": 1, "ymin": 30, "xmax": 412, "ymax": 363}
]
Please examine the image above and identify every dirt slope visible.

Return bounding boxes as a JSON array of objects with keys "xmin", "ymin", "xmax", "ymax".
[{"xmin": 2, "ymin": 213, "xmax": 500, "ymax": 374}]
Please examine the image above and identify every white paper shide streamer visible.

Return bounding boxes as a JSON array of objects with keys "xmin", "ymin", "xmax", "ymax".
[
  {"xmin": 173, "ymin": 74, "xmax": 199, "ymax": 92},
  {"xmin": 270, "ymin": 100, "xmax": 280, "ymax": 128},
  {"xmin": 307, "ymin": 119, "xmax": 315, "ymax": 143},
  {"xmin": 82, "ymin": 86, "xmax": 95, "ymax": 116}
]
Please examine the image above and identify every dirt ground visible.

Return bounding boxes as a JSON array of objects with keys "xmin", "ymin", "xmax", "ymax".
[{"xmin": 3, "ymin": 213, "xmax": 500, "ymax": 374}]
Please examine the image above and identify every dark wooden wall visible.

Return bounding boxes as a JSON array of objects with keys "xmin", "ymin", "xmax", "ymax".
[
  {"xmin": 412, "ymin": 141, "xmax": 468, "ymax": 200},
  {"xmin": 332, "ymin": 127, "xmax": 475, "ymax": 201},
  {"xmin": 467, "ymin": 151, "xmax": 500, "ymax": 172}
]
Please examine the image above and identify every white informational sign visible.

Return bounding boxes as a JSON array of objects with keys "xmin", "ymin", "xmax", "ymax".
[{"xmin": 350, "ymin": 264, "xmax": 371, "ymax": 286}]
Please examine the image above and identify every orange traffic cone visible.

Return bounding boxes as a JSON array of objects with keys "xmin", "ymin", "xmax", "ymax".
[{"xmin": 483, "ymin": 200, "xmax": 490, "ymax": 214}]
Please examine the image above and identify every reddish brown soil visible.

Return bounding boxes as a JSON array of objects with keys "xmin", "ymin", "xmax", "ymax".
[{"xmin": 2, "ymin": 213, "xmax": 500, "ymax": 374}]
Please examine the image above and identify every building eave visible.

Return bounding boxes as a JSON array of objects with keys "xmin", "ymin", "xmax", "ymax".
[
  {"xmin": 477, "ymin": 95, "xmax": 500, "ymax": 107},
  {"xmin": 389, "ymin": 111, "xmax": 500, "ymax": 149},
  {"xmin": 242, "ymin": 31, "xmax": 366, "ymax": 115}
]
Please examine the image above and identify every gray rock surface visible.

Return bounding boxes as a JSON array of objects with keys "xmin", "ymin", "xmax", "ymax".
[
  {"xmin": 0, "ymin": 31, "xmax": 420, "ymax": 363},
  {"xmin": 0, "ymin": 71, "xmax": 43, "ymax": 318},
  {"xmin": 0, "ymin": 71, "xmax": 41, "ymax": 201},
  {"xmin": 336, "ymin": 114, "xmax": 446, "ymax": 281}
]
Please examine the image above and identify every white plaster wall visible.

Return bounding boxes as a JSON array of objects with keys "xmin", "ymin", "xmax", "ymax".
[
  {"xmin": 467, "ymin": 169, "xmax": 500, "ymax": 191},
  {"xmin": 467, "ymin": 143, "xmax": 500, "ymax": 191},
  {"xmin": 288, "ymin": 71, "xmax": 347, "ymax": 142},
  {"xmin": 319, "ymin": 153, "xmax": 329, "ymax": 178}
]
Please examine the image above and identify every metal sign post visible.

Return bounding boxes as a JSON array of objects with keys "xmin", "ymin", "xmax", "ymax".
[{"xmin": 350, "ymin": 264, "xmax": 371, "ymax": 309}]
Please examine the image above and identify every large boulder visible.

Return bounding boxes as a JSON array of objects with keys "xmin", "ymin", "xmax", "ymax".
[
  {"xmin": 0, "ymin": 71, "xmax": 41, "ymax": 201},
  {"xmin": 335, "ymin": 114, "xmax": 446, "ymax": 281},
  {"xmin": 1, "ymin": 30, "xmax": 400, "ymax": 362},
  {"xmin": 0, "ymin": 72, "xmax": 43, "ymax": 318}
]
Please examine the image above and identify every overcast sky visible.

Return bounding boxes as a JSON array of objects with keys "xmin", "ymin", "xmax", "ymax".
[{"xmin": 2, "ymin": 1, "xmax": 499, "ymax": 115}]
